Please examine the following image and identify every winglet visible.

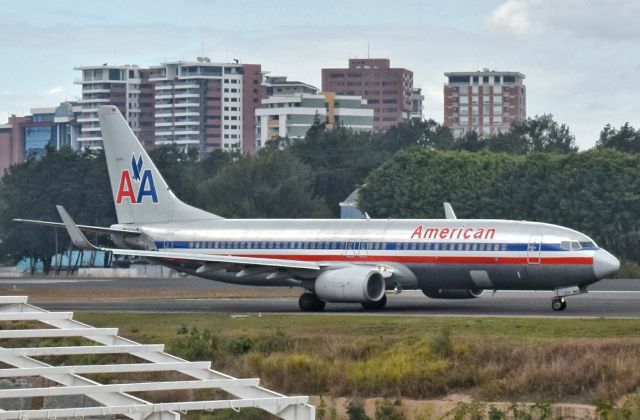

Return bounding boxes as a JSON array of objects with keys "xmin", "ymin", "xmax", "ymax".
[
  {"xmin": 443, "ymin": 202, "xmax": 457, "ymax": 220},
  {"xmin": 55, "ymin": 205, "xmax": 97, "ymax": 250}
]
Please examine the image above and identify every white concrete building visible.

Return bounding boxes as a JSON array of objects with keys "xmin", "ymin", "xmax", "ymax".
[
  {"xmin": 255, "ymin": 93, "xmax": 374, "ymax": 149},
  {"xmin": 74, "ymin": 65, "xmax": 153, "ymax": 149},
  {"xmin": 149, "ymin": 58, "xmax": 264, "ymax": 154}
]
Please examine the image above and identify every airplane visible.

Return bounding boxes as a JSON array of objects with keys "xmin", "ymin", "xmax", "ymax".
[{"xmin": 15, "ymin": 105, "xmax": 620, "ymax": 312}]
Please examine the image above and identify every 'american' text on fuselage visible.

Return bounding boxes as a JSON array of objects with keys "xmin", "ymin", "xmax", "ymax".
[{"xmin": 411, "ymin": 225, "xmax": 497, "ymax": 240}]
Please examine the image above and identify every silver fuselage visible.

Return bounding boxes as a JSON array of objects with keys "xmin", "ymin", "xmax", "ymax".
[{"xmin": 112, "ymin": 218, "xmax": 618, "ymax": 291}]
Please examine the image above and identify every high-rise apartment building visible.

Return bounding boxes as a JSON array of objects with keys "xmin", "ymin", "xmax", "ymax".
[
  {"xmin": 321, "ymin": 58, "xmax": 414, "ymax": 131},
  {"xmin": 255, "ymin": 92, "xmax": 373, "ymax": 148},
  {"xmin": 149, "ymin": 59, "xmax": 265, "ymax": 154},
  {"xmin": 74, "ymin": 65, "xmax": 154, "ymax": 149},
  {"xmin": 443, "ymin": 70, "xmax": 526, "ymax": 137},
  {"xmin": 410, "ymin": 87, "xmax": 424, "ymax": 119}
]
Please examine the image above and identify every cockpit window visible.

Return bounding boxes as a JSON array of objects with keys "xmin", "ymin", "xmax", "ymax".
[{"xmin": 561, "ymin": 240, "xmax": 596, "ymax": 250}]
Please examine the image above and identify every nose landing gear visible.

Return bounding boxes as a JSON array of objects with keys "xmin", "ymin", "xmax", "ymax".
[
  {"xmin": 551, "ymin": 285, "xmax": 584, "ymax": 312},
  {"xmin": 551, "ymin": 297, "xmax": 567, "ymax": 311}
]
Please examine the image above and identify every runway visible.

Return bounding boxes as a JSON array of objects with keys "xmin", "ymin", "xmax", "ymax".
[{"xmin": 1, "ymin": 275, "xmax": 639, "ymax": 317}]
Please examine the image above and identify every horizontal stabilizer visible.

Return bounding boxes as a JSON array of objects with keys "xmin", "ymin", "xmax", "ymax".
[{"xmin": 55, "ymin": 205, "xmax": 98, "ymax": 251}]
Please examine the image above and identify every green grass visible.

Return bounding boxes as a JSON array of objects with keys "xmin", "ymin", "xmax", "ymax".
[{"xmin": 76, "ymin": 312, "xmax": 640, "ymax": 341}]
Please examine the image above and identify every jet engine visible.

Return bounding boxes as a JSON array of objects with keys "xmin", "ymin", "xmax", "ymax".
[
  {"xmin": 421, "ymin": 288, "xmax": 485, "ymax": 299},
  {"xmin": 314, "ymin": 267, "xmax": 385, "ymax": 303}
]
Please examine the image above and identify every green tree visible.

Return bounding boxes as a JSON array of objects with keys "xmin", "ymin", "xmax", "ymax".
[
  {"xmin": 290, "ymin": 126, "xmax": 388, "ymax": 216},
  {"xmin": 199, "ymin": 148, "xmax": 328, "ymax": 218},
  {"xmin": 512, "ymin": 114, "xmax": 577, "ymax": 154},
  {"xmin": 379, "ymin": 119, "xmax": 454, "ymax": 153},
  {"xmin": 596, "ymin": 122, "xmax": 640, "ymax": 153},
  {"xmin": 453, "ymin": 130, "xmax": 488, "ymax": 152},
  {"xmin": 451, "ymin": 114, "xmax": 576, "ymax": 155},
  {"xmin": 359, "ymin": 149, "xmax": 520, "ymax": 219},
  {"xmin": 0, "ymin": 147, "xmax": 115, "ymax": 271}
]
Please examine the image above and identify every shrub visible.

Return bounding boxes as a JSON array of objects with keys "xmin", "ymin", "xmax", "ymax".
[
  {"xmin": 374, "ymin": 399, "xmax": 403, "ymax": 420},
  {"xmin": 347, "ymin": 400, "xmax": 370, "ymax": 420}
]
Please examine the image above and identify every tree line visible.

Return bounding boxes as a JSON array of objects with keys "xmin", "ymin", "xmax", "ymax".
[{"xmin": 1, "ymin": 114, "xmax": 639, "ymax": 269}]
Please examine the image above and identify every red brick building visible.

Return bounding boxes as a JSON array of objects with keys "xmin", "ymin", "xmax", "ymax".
[
  {"xmin": 322, "ymin": 58, "xmax": 414, "ymax": 131},
  {"xmin": 444, "ymin": 70, "xmax": 526, "ymax": 137},
  {"xmin": 0, "ymin": 115, "xmax": 27, "ymax": 176}
]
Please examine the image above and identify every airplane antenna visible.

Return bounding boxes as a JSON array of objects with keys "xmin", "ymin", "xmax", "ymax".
[{"xmin": 443, "ymin": 202, "xmax": 457, "ymax": 220}]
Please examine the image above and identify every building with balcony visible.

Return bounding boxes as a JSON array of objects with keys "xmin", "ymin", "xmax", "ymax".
[
  {"xmin": 255, "ymin": 92, "xmax": 373, "ymax": 149},
  {"xmin": 410, "ymin": 87, "xmax": 424, "ymax": 119},
  {"xmin": 74, "ymin": 65, "xmax": 154, "ymax": 149},
  {"xmin": 443, "ymin": 70, "xmax": 526, "ymax": 137},
  {"xmin": 149, "ymin": 59, "xmax": 265, "ymax": 154},
  {"xmin": 321, "ymin": 58, "xmax": 414, "ymax": 131}
]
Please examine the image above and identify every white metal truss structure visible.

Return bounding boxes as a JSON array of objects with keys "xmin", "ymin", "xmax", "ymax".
[{"xmin": 0, "ymin": 296, "xmax": 315, "ymax": 419}]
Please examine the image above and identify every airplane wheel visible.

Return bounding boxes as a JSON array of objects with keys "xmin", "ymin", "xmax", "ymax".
[
  {"xmin": 551, "ymin": 297, "xmax": 566, "ymax": 311},
  {"xmin": 361, "ymin": 294, "xmax": 387, "ymax": 310},
  {"xmin": 299, "ymin": 293, "xmax": 325, "ymax": 312}
]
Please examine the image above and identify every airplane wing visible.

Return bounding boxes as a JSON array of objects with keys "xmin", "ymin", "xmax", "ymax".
[
  {"xmin": 55, "ymin": 205, "xmax": 320, "ymax": 272},
  {"xmin": 12, "ymin": 218, "xmax": 141, "ymax": 236}
]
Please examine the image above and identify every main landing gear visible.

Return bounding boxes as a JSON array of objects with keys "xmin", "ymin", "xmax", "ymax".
[
  {"xmin": 361, "ymin": 294, "xmax": 387, "ymax": 310},
  {"xmin": 551, "ymin": 297, "xmax": 567, "ymax": 311},
  {"xmin": 299, "ymin": 292, "xmax": 326, "ymax": 312}
]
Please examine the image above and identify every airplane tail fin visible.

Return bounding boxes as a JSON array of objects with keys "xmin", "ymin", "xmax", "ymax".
[{"xmin": 98, "ymin": 105, "xmax": 223, "ymax": 225}]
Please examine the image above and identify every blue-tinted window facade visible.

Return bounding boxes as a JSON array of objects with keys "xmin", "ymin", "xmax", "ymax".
[{"xmin": 24, "ymin": 126, "xmax": 56, "ymax": 157}]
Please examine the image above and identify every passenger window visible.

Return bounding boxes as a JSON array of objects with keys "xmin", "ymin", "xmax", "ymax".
[{"xmin": 466, "ymin": 243, "xmax": 471, "ymax": 251}]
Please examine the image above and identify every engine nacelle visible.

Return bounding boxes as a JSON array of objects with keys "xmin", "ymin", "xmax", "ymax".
[
  {"xmin": 315, "ymin": 267, "xmax": 385, "ymax": 303},
  {"xmin": 422, "ymin": 288, "xmax": 485, "ymax": 299}
]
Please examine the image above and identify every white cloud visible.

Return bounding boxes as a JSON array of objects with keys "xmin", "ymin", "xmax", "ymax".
[
  {"xmin": 46, "ymin": 86, "xmax": 65, "ymax": 95},
  {"xmin": 488, "ymin": 0, "xmax": 640, "ymax": 42},
  {"xmin": 487, "ymin": 0, "xmax": 533, "ymax": 35}
]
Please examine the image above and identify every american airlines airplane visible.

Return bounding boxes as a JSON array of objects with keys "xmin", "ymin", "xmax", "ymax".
[{"xmin": 17, "ymin": 106, "xmax": 620, "ymax": 312}]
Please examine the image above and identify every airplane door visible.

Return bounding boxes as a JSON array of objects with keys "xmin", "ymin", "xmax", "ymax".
[
  {"xmin": 360, "ymin": 240, "xmax": 369, "ymax": 260},
  {"xmin": 162, "ymin": 232, "xmax": 175, "ymax": 251},
  {"xmin": 344, "ymin": 240, "xmax": 367, "ymax": 260},
  {"xmin": 345, "ymin": 240, "xmax": 356, "ymax": 258},
  {"xmin": 527, "ymin": 235, "xmax": 542, "ymax": 264}
]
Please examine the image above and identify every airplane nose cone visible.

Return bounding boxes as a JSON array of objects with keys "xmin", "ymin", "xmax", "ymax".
[{"xmin": 593, "ymin": 249, "xmax": 620, "ymax": 279}]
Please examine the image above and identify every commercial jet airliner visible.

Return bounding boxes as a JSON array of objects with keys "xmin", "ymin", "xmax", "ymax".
[{"xmin": 16, "ymin": 106, "xmax": 620, "ymax": 312}]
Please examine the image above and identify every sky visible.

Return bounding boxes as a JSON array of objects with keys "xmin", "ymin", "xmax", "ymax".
[{"xmin": 2, "ymin": 0, "xmax": 640, "ymax": 149}]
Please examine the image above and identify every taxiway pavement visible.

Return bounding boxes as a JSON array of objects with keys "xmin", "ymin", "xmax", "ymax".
[{"xmin": 0, "ymin": 276, "xmax": 638, "ymax": 317}]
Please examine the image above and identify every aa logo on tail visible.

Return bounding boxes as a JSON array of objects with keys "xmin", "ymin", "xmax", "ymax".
[{"xmin": 116, "ymin": 155, "xmax": 158, "ymax": 204}]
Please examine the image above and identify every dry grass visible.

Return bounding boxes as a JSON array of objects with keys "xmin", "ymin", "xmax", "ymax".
[{"xmin": 71, "ymin": 313, "xmax": 640, "ymax": 405}]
